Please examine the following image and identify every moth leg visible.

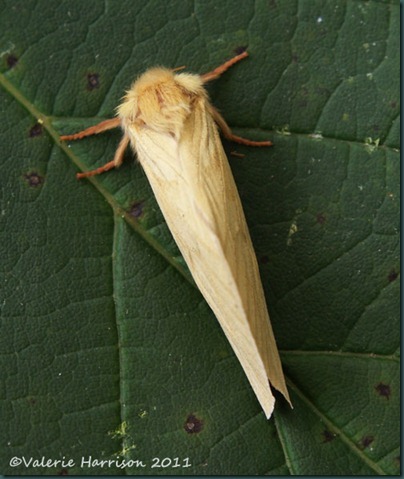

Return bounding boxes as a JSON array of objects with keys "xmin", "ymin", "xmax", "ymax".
[
  {"xmin": 201, "ymin": 51, "xmax": 249, "ymax": 82},
  {"xmin": 60, "ymin": 117, "xmax": 121, "ymax": 141},
  {"xmin": 76, "ymin": 134, "xmax": 130, "ymax": 179},
  {"xmin": 210, "ymin": 106, "xmax": 272, "ymax": 147}
]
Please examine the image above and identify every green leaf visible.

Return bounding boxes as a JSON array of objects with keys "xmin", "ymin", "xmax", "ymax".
[{"xmin": 0, "ymin": 0, "xmax": 399, "ymax": 475}]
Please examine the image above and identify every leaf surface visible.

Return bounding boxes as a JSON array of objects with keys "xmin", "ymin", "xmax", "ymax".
[{"xmin": 0, "ymin": 0, "xmax": 399, "ymax": 475}]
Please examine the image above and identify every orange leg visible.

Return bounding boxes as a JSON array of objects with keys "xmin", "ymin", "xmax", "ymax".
[
  {"xmin": 210, "ymin": 106, "xmax": 272, "ymax": 147},
  {"xmin": 201, "ymin": 51, "xmax": 249, "ymax": 82},
  {"xmin": 60, "ymin": 117, "xmax": 121, "ymax": 141},
  {"xmin": 60, "ymin": 117, "xmax": 128, "ymax": 179},
  {"xmin": 201, "ymin": 52, "xmax": 272, "ymax": 146},
  {"xmin": 76, "ymin": 134, "xmax": 130, "ymax": 179}
]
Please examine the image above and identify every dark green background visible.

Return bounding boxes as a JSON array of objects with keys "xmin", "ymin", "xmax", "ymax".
[{"xmin": 0, "ymin": 0, "xmax": 399, "ymax": 475}]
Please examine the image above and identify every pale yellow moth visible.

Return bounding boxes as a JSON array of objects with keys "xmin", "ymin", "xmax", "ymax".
[{"xmin": 61, "ymin": 51, "xmax": 291, "ymax": 418}]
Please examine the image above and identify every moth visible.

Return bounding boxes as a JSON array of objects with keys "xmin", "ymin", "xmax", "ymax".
[{"xmin": 61, "ymin": 51, "xmax": 291, "ymax": 418}]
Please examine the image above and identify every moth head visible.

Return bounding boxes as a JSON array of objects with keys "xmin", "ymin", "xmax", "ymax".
[{"xmin": 118, "ymin": 68, "xmax": 206, "ymax": 138}]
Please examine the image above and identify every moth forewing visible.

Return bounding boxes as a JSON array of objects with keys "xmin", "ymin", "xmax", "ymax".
[
  {"xmin": 61, "ymin": 52, "xmax": 291, "ymax": 418},
  {"xmin": 118, "ymin": 72, "xmax": 290, "ymax": 418}
]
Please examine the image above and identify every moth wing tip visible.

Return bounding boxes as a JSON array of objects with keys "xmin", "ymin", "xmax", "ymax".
[
  {"xmin": 264, "ymin": 401, "xmax": 275, "ymax": 420},
  {"xmin": 260, "ymin": 391, "xmax": 275, "ymax": 420}
]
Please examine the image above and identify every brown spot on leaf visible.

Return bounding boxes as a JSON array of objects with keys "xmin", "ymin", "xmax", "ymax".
[
  {"xmin": 390, "ymin": 101, "xmax": 397, "ymax": 109},
  {"xmin": 359, "ymin": 435, "xmax": 374, "ymax": 449},
  {"xmin": 6, "ymin": 54, "xmax": 18, "ymax": 69},
  {"xmin": 375, "ymin": 382, "xmax": 391, "ymax": 400},
  {"xmin": 24, "ymin": 172, "xmax": 44, "ymax": 188},
  {"xmin": 322, "ymin": 429, "xmax": 336, "ymax": 443},
  {"xmin": 129, "ymin": 201, "xmax": 145, "ymax": 219},
  {"xmin": 316, "ymin": 212, "xmax": 326, "ymax": 224},
  {"xmin": 388, "ymin": 270, "xmax": 398, "ymax": 282},
  {"xmin": 29, "ymin": 122, "xmax": 43, "ymax": 137},
  {"xmin": 234, "ymin": 45, "xmax": 247, "ymax": 55},
  {"xmin": 184, "ymin": 414, "xmax": 203, "ymax": 434},
  {"xmin": 260, "ymin": 255, "xmax": 269, "ymax": 264},
  {"xmin": 87, "ymin": 73, "xmax": 100, "ymax": 91},
  {"xmin": 57, "ymin": 468, "xmax": 69, "ymax": 475}
]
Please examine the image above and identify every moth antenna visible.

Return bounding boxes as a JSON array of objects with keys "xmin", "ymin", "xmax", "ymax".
[
  {"xmin": 201, "ymin": 51, "xmax": 249, "ymax": 82},
  {"xmin": 172, "ymin": 65, "xmax": 186, "ymax": 72}
]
